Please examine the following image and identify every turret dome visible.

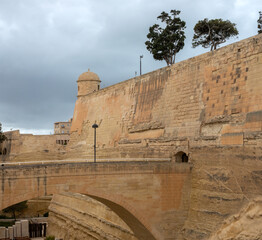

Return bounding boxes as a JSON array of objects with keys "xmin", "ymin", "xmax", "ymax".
[
  {"xmin": 77, "ymin": 69, "xmax": 100, "ymax": 82},
  {"xmin": 76, "ymin": 69, "xmax": 101, "ymax": 97}
]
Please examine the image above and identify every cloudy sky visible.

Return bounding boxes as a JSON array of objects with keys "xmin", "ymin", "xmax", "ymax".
[{"xmin": 0, "ymin": 0, "xmax": 261, "ymax": 134}]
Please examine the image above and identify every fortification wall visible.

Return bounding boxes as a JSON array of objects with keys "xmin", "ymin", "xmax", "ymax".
[
  {"xmin": 66, "ymin": 34, "xmax": 262, "ymax": 239},
  {"xmin": 1, "ymin": 130, "xmax": 66, "ymax": 162},
  {"xmin": 47, "ymin": 192, "xmax": 138, "ymax": 240},
  {"xmin": 68, "ymin": 34, "xmax": 262, "ymax": 160}
]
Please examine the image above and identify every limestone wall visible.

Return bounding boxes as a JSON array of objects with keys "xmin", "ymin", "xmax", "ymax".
[
  {"xmin": 47, "ymin": 192, "xmax": 138, "ymax": 240},
  {"xmin": 65, "ymin": 34, "xmax": 262, "ymax": 239},
  {"xmin": 68, "ymin": 34, "xmax": 262, "ymax": 160},
  {"xmin": 209, "ymin": 197, "xmax": 262, "ymax": 240},
  {"xmin": 1, "ymin": 130, "xmax": 66, "ymax": 162}
]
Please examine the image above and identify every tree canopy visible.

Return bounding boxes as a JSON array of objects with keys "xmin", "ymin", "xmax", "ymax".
[
  {"xmin": 258, "ymin": 11, "xmax": 262, "ymax": 34},
  {"xmin": 192, "ymin": 18, "xmax": 239, "ymax": 51},
  {"xmin": 145, "ymin": 10, "xmax": 186, "ymax": 65},
  {"xmin": 0, "ymin": 123, "xmax": 7, "ymax": 143},
  {"xmin": 2, "ymin": 201, "xmax": 28, "ymax": 220}
]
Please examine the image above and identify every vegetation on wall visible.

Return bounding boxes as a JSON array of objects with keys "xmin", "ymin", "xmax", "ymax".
[
  {"xmin": 0, "ymin": 123, "xmax": 7, "ymax": 143},
  {"xmin": 258, "ymin": 11, "xmax": 262, "ymax": 34},
  {"xmin": 192, "ymin": 18, "xmax": 239, "ymax": 51},
  {"xmin": 2, "ymin": 201, "xmax": 28, "ymax": 220},
  {"xmin": 145, "ymin": 10, "xmax": 186, "ymax": 65}
]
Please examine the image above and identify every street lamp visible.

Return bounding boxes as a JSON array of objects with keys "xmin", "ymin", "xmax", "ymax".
[
  {"xmin": 92, "ymin": 123, "xmax": 98, "ymax": 163},
  {"xmin": 140, "ymin": 55, "xmax": 143, "ymax": 75}
]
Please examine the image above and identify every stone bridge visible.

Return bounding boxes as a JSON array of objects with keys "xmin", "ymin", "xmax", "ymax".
[{"xmin": 0, "ymin": 160, "xmax": 192, "ymax": 240}]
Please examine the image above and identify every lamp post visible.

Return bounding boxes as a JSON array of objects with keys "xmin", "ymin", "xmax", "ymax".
[
  {"xmin": 140, "ymin": 55, "xmax": 143, "ymax": 75},
  {"xmin": 92, "ymin": 123, "xmax": 98, "ymax": 163}
]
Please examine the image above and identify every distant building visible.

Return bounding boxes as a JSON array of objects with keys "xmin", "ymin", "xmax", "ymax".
[{"xmin": 54, "ymin": 119, "xmax": 72, "ymax": 145}]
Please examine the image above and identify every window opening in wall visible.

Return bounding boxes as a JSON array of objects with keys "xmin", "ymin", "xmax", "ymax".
[{"xmin": 174, "ymin": 151, "xmax": 189, "ymax": 163}]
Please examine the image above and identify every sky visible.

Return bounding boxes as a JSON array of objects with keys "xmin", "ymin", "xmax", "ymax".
[{"xmin": 0, "ymin": 0, "xmax": 261, "ymax": 134}]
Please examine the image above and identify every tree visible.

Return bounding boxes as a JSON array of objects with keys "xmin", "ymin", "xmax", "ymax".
[
  {"xmin": 258, "ymin": 11, "xmax": 262, "ymax": 34},
  {"xmin": 0, "ymin": 123, "xmax": 7, "ymax": 143},
  {"xmin": 2, "ymin": 201, "xmax": 28, "ymax": 220},
  {"xmin": 145, "ymin": 10, "xmax": 186, "ymax": 65},
  {"xmin": 192, "ymin": 18, "xmax": 238, "ymax": 51}
]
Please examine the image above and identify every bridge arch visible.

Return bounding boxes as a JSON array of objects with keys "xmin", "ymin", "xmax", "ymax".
[
  {"xmin": 0, "ymin": 161, "xmax": 192, "ymax": 240},
  {"xmin": 2, "ymin": 191, "xmax": 156, "ymax": 240},
  {"xmin": 86, "ymin": 193, "xmax": 156, "ymax": 240}
]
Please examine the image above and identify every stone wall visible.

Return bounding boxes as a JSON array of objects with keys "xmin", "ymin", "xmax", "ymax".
[
  {"xmin": 64, "ymin": 34, "xmax": 262, "ymax": 239},
  {"xmin": 209, "ymin": 197, "xmax": 262, "ymax": 240},
  {"xmin": 0, "ymin": 161, "xmax": 192, "ymax": 240},
  {"xmin": 68, "ymin": 34, "xmax": 262, "ymax": 161},
  {"xmin": 1, "ymin": 34, "xmax": 261, "ymax": 239},
  {"xmin": 0, "ymin": 130, "xmax": 67, "ymax": 162},
  {"xmin": 47, "ymin": 192, "xmax": 138, "ymax": 240}
]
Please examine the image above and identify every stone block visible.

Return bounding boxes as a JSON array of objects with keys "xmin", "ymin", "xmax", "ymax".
[
  {"xmin": 0, "ymin": 227, "xmax": 5, "ymax": 239},
  {"xmin": 15, "ymin": 221, "xmax": 21, "ymax": 237},
  {"xmin": 8, "ymin": 226, "xmax": 14, "ymax": 240},
  {"xmin": 21, "ymin": 220, "xmax": 29, "ymax": 237},
  {"xmin": 5, "ymin": 228, "xmax": 9, "ymax": 238},
  {"xmin": 13, "ymin": 225, "xmax": 17, "ymax": 237},
  {"xmin": 221, "ymin": 132, "xmax": 243, "ymax": 145}
]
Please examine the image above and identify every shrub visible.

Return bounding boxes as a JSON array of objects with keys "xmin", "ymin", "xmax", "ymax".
[{"xmin": 45, "ymin": 236, "xmax": 55, "ymax": 240}]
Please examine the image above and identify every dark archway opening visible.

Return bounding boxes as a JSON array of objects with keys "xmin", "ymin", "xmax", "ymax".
[{"xmin": 174, "ymin": 151, "xmax": 189, "ymax": 163}]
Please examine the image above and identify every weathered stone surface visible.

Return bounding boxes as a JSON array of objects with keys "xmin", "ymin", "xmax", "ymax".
[
  {"xmin": 67, "ymin": 34, "xmax": 262, "ymax": 160},
  {"xmin": 15, "ymin": 222, "xmax": 21, "ymax": 237},
  {"xmin": 21, "ymin": 220, "xmax": 29, "ymax": 237},
  {"xmin": 0, "ymin": 34, "xmax": 262, "ymax": 240},
  {"xmin": 0, "ymin": 161, "xmax": 192, "ymax": 240},
  {"xmin": 47, "ymin": 192, "xmax": 138, "ymax": 240},
  {"xmin": 0, "ymin": 227, "xmax": 5, "ymax": 239},
  {"xmin": 8, "ymin": 227, "xmax": 13, "ymax": 239},
  {"xmin": 209, "ymin": 197, "xmax": 262, "ymax": 240},
  {"xmin": 0, "ymin": 130, "xmax": 67, "ymax": 162}
]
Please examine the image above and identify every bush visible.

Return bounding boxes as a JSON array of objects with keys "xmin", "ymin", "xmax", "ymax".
[
  {"xmin": 45, "ymin": 236, "xmax": 55, "ymax": 240},
  {"xmin": 0, "ymin": 221, "xmax": 15, "ymax": 227}
]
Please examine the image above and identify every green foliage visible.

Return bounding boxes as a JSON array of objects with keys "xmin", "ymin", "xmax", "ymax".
[
  {"xmin": 0, "ymin": 123, "xmax": 7, "ymax": 144},
  {"xmin": 2, "ymin": 201, "xmax": 28, "ymax": 220},
  {"xmin": 45, "ymin": 236, "xmax": 55, "ymax": 240},
  {"xmin": 192, "ymin": 18, "xmax": 238, "ymax": 51},
  {"xmin": 145, "ymin": 10, "xmax": 186, "ymax": 65},
  {"xmin": 0, "ymin": 221, "xmax": 15, "ymax": 227},
  {"xmin": 258, "ymin": 11, "xmax": 262, "ymax": 34}
]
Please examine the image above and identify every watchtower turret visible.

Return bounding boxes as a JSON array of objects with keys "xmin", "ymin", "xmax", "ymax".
[{"xmin": 77, "ymin": 69, "xmax": 101, "ymax": 97}]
